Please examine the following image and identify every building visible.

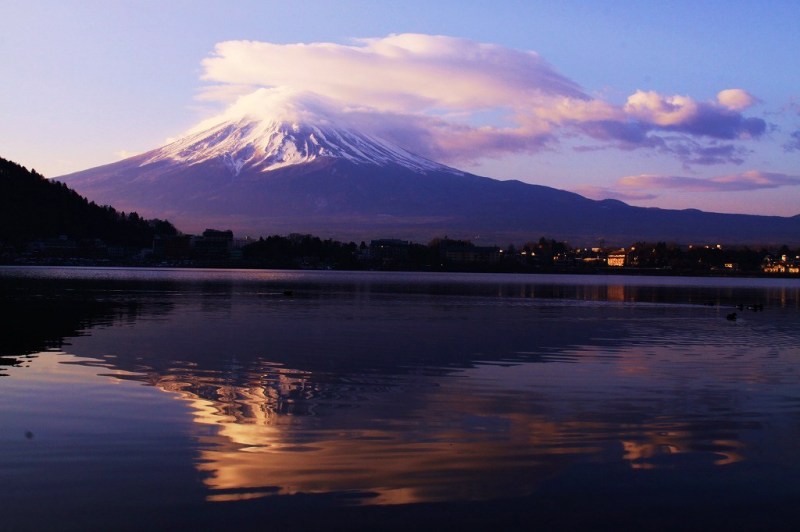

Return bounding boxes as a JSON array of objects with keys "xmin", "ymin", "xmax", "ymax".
[
  {"xmin": 368, "ymin": 239, "xmax": 411, "ymax": 265},
  {"xmin": 152, "ymin": 234, "xmax": 192, "ymax": 259},
  {"xmin": 762, "ymin": 254, "xmax": 800, "ymax": 274},
  {"xmin": 192, "ymin": 229, "xmax": 234, "ymax": 260},
  {"xmin": 607, "ymin": 250, "xmax": 627, "ymax": 267},
  {"xmin": 441, "ymin": 243, "xmax": 500, "ymax": 263}
]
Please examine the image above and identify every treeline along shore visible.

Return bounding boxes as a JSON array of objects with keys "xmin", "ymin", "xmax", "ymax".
[
  {"xmin": 5, "ymin": 228, "xmax": 800, "ymax": 277},
  {"xmin": 2, "ymin": 156, "xmax": 798, "ymax": 276}
]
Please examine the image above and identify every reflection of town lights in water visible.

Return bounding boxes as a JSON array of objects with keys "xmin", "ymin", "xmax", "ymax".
[{"xmin": 608, "ymin": 285, "xmax": 625, "ymax": 302}]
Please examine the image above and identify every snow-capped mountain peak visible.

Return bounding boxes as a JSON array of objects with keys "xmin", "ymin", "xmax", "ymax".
[{"xmin": 143, "ymin": 117, "xmax": 459, "ymax": 176}]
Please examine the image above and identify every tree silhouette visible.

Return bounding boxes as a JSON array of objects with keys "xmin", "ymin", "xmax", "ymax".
[{"xmin": 0, "ymin": 156, "xmax": 178, "ymax": 250}]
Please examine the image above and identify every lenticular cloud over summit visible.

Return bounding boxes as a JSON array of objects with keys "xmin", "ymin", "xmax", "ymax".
[
  {"xmin": 187, "ymin": 89, "xmax": 345, "ymax": 136},
  {"xmin": 194, "ymin": 34, "xmax": 765, "ymax": 167},
  {"xmin": 201, "ymin": 34, "xmax": 587, "ymax": 112}
]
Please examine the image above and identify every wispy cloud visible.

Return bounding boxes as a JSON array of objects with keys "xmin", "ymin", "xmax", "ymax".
[
  {"xmin": 195, "ymin": 34, "xmax": 766, "ymax": 166},
  {"xmin": 617, "ymin": 170, "xmax": 800, "ymax": 193},
  {"xmin": 571, "ymin": 185, "xmax": 658, "ymax": 202},
  {"xmin": 784, "ymin": 130, "xmax": 800, "ymax": 152},
  {"xmin": 667, "ymin": 141, "xmax": 749, "ymax": 166},
  {"xmin": 115, "ymin": 149, "xmax": 142, "ymax": 160}
]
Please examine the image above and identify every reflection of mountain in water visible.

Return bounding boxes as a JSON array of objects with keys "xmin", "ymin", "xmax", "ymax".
[{"xmin": 4, "ymin": 270, "xmax": 798, "ymax": 505}]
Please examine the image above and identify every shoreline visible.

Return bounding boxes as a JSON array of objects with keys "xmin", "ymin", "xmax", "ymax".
[{"xmin": 1, "ymin": 259, "xmax": 798, "ymax": 280}]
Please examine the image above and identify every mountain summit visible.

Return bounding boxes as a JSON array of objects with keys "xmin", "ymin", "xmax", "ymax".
[
  {"xmin": 142, "ymin": 117, "xmax": 458, "ymax": 176},
  {"xmin": 58, "ymin": 108, "xmax": 800, "ymax": 245},
  {"xmin": 139, "ymin": 89, "xmax": 456, "ymax": 176}
]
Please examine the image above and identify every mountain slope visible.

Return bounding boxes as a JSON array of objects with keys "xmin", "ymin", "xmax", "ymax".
[{"xmin": 58, "ymin": 117, "xmax": 800, "ymax": 245}]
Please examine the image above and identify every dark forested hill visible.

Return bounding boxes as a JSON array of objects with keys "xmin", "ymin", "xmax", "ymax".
[{"xmin": 0, "ymin": 156, "xmax": 177, "ymax": 249}]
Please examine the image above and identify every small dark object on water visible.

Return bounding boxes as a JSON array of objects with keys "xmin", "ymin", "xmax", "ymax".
[
  {"xmin": 25, "ymin": 431, "xmax": 34, "ymax": 440},
  {"xmin": 748, "ymin": 303, "xmax": 764, "ymax": 312},
  {"xmin": 282, "ymin": 290, "xmax": 294, "ymax": 296},
  {"xmin": 726, "ymin": 312, "xmax": 737, "ymax": 321}
]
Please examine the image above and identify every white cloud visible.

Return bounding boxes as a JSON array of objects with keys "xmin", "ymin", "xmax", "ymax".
[
  {"xmin": 191, "ymin": 34, "xmax": 767, "ymax": 166},
  {"xmin": 201, "ymin": 34, "xmax": 588, "ymax": 113}
]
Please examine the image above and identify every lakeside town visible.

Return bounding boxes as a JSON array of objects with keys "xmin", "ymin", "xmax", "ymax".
[{"xmin": 4, "ymin": 228, "xmax": 799, "ymax": 276}]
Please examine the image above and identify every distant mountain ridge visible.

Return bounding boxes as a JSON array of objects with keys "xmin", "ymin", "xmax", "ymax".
[{"xmin": 57, "ymin": 114, "xmax": 800, "ymax": 246}]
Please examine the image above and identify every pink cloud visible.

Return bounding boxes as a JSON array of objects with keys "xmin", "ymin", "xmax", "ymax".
[
  {"xmin": 717, "ymin": 89, "xmax": 757, "ymax": 111},
  {"xmin": 620, "ymin": 90, "xmax": 765, "ymax": 140},
  {"xmin": 617, "ymin": 170, "xmax": 800, "ymax": 192},
  {"xmin": 624, "ymin": 91, "xmax": 699, "ymax": 126},
  {"xmin": 574, "ymin": 88, "xmax": 763, "ymax": 165},
  {"xmin": 345, "ymin": 110, "xmax": 555, "ymax": 163}
]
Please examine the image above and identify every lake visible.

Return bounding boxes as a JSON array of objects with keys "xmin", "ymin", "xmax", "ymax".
[{"xmin": 2, "ymin": 266, "xmax": 800, "ymax": 531}]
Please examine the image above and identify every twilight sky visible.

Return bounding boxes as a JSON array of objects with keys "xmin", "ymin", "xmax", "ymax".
[{"xmin": 2, "ymin": 0, "xmax": 799, "ymax": 216}]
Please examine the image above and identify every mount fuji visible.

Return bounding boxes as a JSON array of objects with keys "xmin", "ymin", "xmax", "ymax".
[{"xmin": 58, "ymin": 109, "xmax": 800, "ymax": 245}]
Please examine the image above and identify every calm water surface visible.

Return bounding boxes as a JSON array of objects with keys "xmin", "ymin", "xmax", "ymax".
[{"xmin": 2, "ymin": 266, "xmax": 800, "ymax": 530}]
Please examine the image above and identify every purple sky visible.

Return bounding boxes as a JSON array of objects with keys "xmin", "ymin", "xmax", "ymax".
[{"xmin": 2, "ymin": 1, "xmax": 799, "ymax": 216}]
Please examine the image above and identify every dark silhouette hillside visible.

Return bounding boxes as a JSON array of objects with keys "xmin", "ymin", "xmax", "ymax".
[{"xmin": 0, "ymin": 156, "xmax": 178, "ymax": 249}]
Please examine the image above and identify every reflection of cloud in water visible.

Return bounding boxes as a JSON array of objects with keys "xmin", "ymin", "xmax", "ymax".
[
  {"xmin": 622, "ymin": 432, "xmax": 744, "ymax": 469},
  {"xmin": 175, "ymin": 391, "xmax": 587, "ymax": 504},
  {"xmin": 151, "ymin": 358, "xmax": 752, "ymax": 505}
]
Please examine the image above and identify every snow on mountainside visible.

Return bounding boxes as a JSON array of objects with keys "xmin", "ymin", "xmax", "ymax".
[{"xmin": 141, "ymin": 117, "xmax": 461, "ymax": 176}]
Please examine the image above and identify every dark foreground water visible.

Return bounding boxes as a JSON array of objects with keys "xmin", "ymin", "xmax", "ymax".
[{"xmin": 2, "ymin": 266, "xmax": 800, "ymax": 531}]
